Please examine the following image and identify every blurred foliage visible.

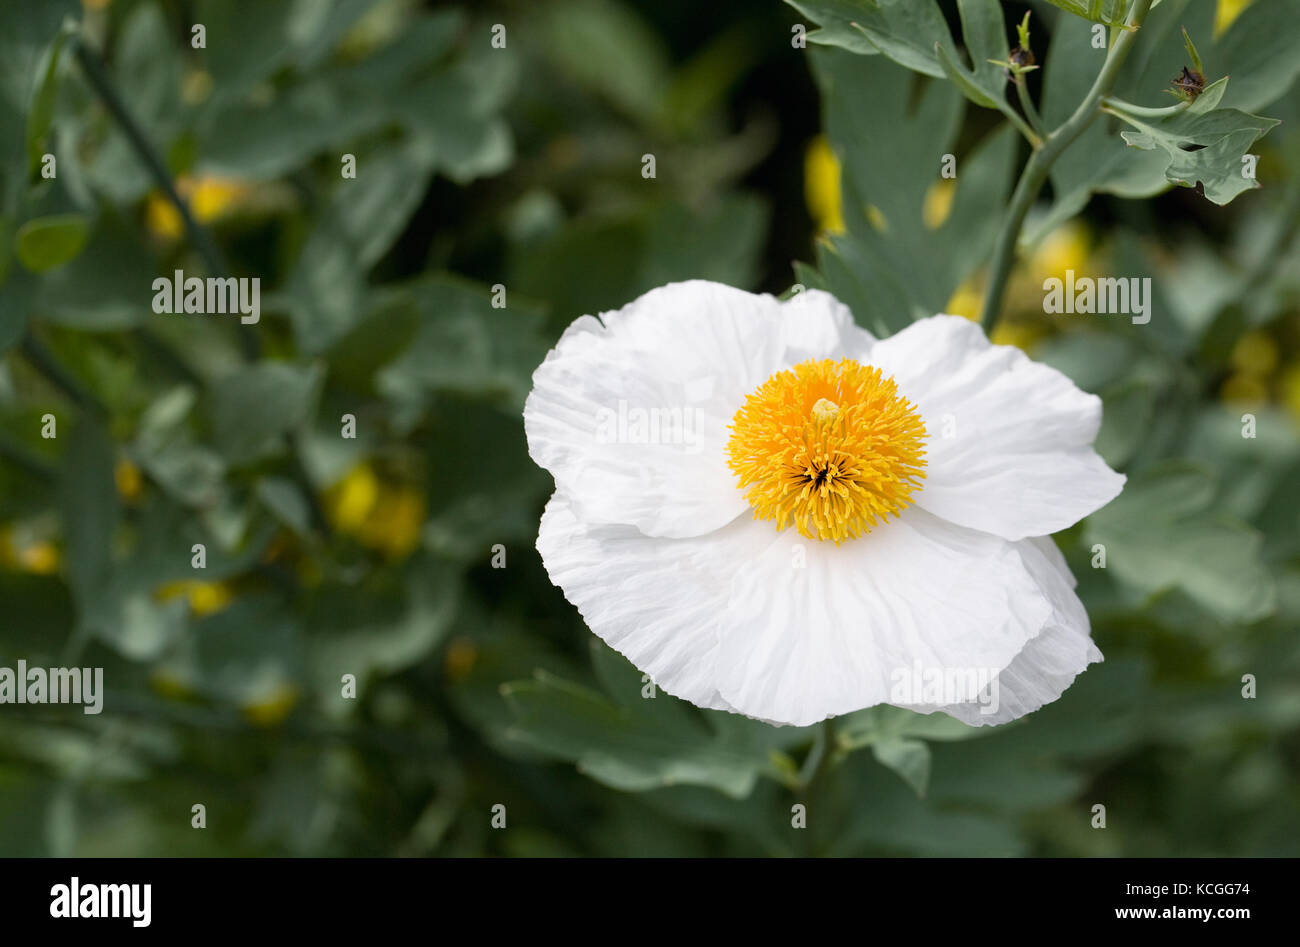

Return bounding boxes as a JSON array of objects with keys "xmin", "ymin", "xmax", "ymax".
[{"xmin": 0, "ymin": 0, "xmax": 1297, "ymax": 857}]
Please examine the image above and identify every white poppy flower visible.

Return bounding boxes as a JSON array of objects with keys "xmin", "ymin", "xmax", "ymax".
[{"xmin": 524, "ymin": 280, "xmax": 1124, "ymax": 728}]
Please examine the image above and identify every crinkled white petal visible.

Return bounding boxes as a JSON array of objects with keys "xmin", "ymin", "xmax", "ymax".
[
  {"xmin": 935, "ymin": 536, "xmax": 1102, "ymax": 726},
  {"xmin": 524, "ymin": 281, "xmax": 864, "ymax": 538},
  {"xmin": 712, "ymin": 508, "xmax": 1056, "ymax": 726},
  {"xmin": 856, "ymin": 315, "xmax": 1125, "ymax": 541},
  {"xmin": 538, "ymin": 491, "xmax": 1095, "ymax": 727},
  {"xmin": 536, "ymin": 491, "xmax": 737, "ymax": 712}
]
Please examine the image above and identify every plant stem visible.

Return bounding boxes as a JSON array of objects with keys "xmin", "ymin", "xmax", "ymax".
[
  {"xmin": 72, "ymin": 36, "xmax": 260, "ymax": 360},
  {"xmin": 979, "ymin": 0, "xmax": 1156, "ymax": 332},
  {"xmin": 20, "ymin": 332, "xmax": 107, "ymax": 417},
  {"xmin": 799, "ymin": 717, "xmax": 839, "ymax": 797},
  {"xmin": 1015, "ymin": 77, "xmax": 1046, "ymax": 139},
  {"xmin": 1100, "ymin": 95, "xmax": 1190, "ymax": 119},
  {"xmin": 73, "ymin": 33, "xmax": 332, "ymax": 538},
  {"xmin": 1000, "ymin": 100, "xmax": 1043, "ymax": 149}
]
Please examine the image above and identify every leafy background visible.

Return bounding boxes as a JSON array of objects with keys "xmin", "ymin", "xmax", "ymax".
[{"xmin": 0, "ymin": 0, "xmax": 1297, "ymax": 857}]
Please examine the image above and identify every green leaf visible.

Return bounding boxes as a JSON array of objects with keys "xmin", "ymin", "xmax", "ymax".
[
  {"xmin": 0, "ymin": 0, "xmax": 78, "ymax": 213},
  {"xmin": 1114, "ymin": 103, "xmax": 1279, "ymax": 204},
  {"xmin": 1040, "ymin": 0, "xmax": 1134, "ymax": 26},
  {"xmin": 375, "ymin": 275, "xmax": 550, "ymax": 412},
  {"xmin": 538, "ymin": 0, "xmax": 671, "ymax": 125},
  {"xmin": 24, "ymin": 19, "xmax": 73, "ymax": 177},
  {"xmin": 195, "ymin": 0, "xmax": 374, "ymax": 106},
  {"xmin": 1086, "ymin": 463, "xmax": 1276, "ymax": 622},
  {"xmin": 34, "ymin": 211, "xmax": 159, "ymax": 329},
  {"xmin": 838, "ymin": 704, "xmax": 980, "ymax": 751},
  {"xmin": 808, "ymin": 48, "xmax": 1016, "ymax": 333},
  {"xmin": 133, "ymin": 387, "xmax": 226, "ymax": 508},
  {"xmin": 0, "ymin": 263, "xmax": 35, "ymax": 353},
  {"xmin": 1095, "ymin": 376, "xmax": 1158, "ymax": 467},
  {"xmin": 1033, "ymin": 0, "xmax": 1291, "ymax": 237},
  {"xmin": 209, "ymin": 362, "xmax": 324, "ymax": 465},
  {"xmin": 306, "ymin": 564, "xmax": 460, "ymax": 701},
  {"xmin": 872, "ymin": 736, "xmax": 932, "ymax": 797},
  {"xmin": 784, "ymin": 0, "xmax": 884, "ymax": 55},
  {"xmin": 14, "ymin": 214, "xmax": 90, "ymax": 272},
  {"xmin": 1215, "ymin": 0, "xmax": 1300, "ymax": 112},
  {"xmin": 786, "ymin": 0, "xmax": 962, "ymax": 79},
  {"xmin": 935, "ymin": 0, "xmax": 1015, "ymax": 112},
  {"xmin": 502, "ymin": 669, "xmax": 769, "ymax": 798},
  {"xmin": 59, "ymin": 416, "xmax": 119, "ymax": 608}
]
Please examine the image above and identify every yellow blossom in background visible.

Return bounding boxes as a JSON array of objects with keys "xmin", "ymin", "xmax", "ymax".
[
  {"xmin": 804, "ymin": 135, "xmax": 845, "ymax": 235},
  {"xmin": 1220, "ymin": 372, "xmax": 1269, "ymax": 407},
  {"xmin": 989, "ymin": 320, "xmax": 1047, "ymax": 352},
  {"xmin": 181, "ymin": 70, "xmax": 214, "ymax": 106},
  {"xmin": 156, "ymin": 579, "xmax": 235, "ymax": 617},
  {"xmin": 1280, "ymin": 363, "xmax": 1300, "ymax": 422},
  {"xmin": 0, "ymin": 525, "xmax": 61, "ymax": 575},
  {"xmin": 81, "ymin": 0, "xmax": 111, "ymax": 9},
  {"xmin": 241, "ymin": 683, "xmax": 301, "ymax": 727},
  {"xmin": 356, "ymin": 485, "xmax": 426, "ymax": 560},
  {"xmin": 1028, "ymin": 221, "xmax": 1091, "ymax": 285},
  {"xmin": 326, "ymin": 462, "xmax": 427, "ymax": 560},
  {"xmin": 326, "ymin": 463, "xmax": 381, "ymax": 533},
  {"xmin": 145, "ymin": 175, "xmax": 252, "ymax": 240},
  {"xmin": 945, "ymin": 278, "xmax": 983, "ymax": 321},
  {"xmin": 18, "ymin": 541, "xmax": 60, "ymax": 574},
  {"xmin": 923, "ymin": 179, "xmax": 956, "ymax": 230},
  {"xmin": 443, "ymin": 637, "xmax": 479, "ymax": 682},
  {"xmin": 945, "ymin": 277, "xmax": 1044, "ymax": 352},
  {"xmin": 1230, "ymin": 329, "xmax": 1280, "ymax": 377},
  {"xmin": 150, "ymin": 668, "xmax": 197, "ymax": 701},
  {"xmin": 1215, "ymin": 0, "xmax": 1253, "ymax": 36},
  {"xmin": 115, "ymin": 458, "xmax": 144, "ymax": 503}
]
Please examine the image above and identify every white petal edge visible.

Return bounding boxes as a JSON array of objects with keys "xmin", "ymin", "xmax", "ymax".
[
  {"xmin": 539, "ymin": 490, "xmax": 1082, "ymax": 728},
  {"xmin": 933, "ymin": 535, "xmax": 1102, "ymax": 726},
  {"xmin": 857, "ymin": 315, "xmax": 1126, "ymax": 542},
  {"xmin": 524, "ymin": 281, "xmax": 866, "ymax": 539},
  {"xmin": 536, "ymin": 491, "xmax": 737, "ymax": 712}
]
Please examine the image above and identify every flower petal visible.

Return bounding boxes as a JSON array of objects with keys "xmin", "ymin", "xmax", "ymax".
[
  {"xmin": 524, "ymin": 281, "xmax": 862, "ymax": 538},
  {"xmin": 934, "ymin": 536, "xmax": 1102, "ymax": 726},
  {"xmin": 712, "ymin": 508, "xmax": 1056, "ymax": 726},
  {"xmin": 539, "ymin": 493, "xmax": 1097, "ymax": 727},
  {"xmin": 859, "ymin": 315, "xmax": 1125, "ymax": 541},
  {"xmin": 536, "ymin": 491, "xmax": 738, "ymax": 711}
]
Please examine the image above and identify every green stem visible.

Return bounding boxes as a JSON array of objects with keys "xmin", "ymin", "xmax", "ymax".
[
  {"xmin": 1100, "ymin": 95, "xmax": 1190, "ymax": 120},
  {"xmin": 1000, "ymin": 99, "xmax": 1043, "ymax": 149},
  {"xmin": 20, "ymin": 332, "xmax": 107, "ymax": 417},
  {"xmin": 795, "ymin": 718, "xmax": 841, "ymax": 857},
  {"xmin": 979, "ymin": 0, "xmax": 1156, "ymax": 332},
  {"xmin": 74, "ymin": 33, "xmax": 331, "ymax": 538},
  {"xmin": 799, "ymin": 717, "xmax": 839, "ymax": 797},
  {"xmin": 1015, "ymin": 76, "xmax": 1046, "ymax": 139},
  {"xmin": 72, "ymin": 37, "xmax": 259, "ymax": 360}
]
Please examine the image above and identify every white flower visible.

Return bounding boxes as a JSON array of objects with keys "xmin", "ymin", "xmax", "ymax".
[{"xmin": 524, "ymin": 281, "xmax": 1124, "ymax": 727}]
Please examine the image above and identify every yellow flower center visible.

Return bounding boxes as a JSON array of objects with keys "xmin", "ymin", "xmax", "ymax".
[{"xmin": 726, "ymin": 358, "xmax": 927, "ymax": 543}]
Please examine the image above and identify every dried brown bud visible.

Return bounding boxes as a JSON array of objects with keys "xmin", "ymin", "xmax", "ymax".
[
  {"xmin": 1009, "ymin": 46, "xmax": 1035, "ymax": 70},
  {"xmin": 1171, "ymin": 66, "xmax": 1205, "ymax": 101}
]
